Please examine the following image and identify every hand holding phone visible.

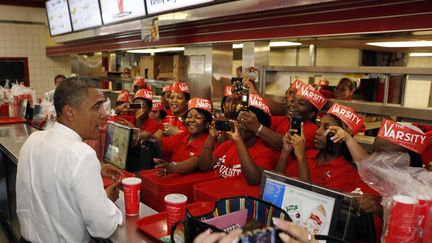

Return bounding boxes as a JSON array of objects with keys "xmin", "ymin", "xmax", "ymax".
[
  {"xmin": 290, "ymin": 116, "xmax": 302, "ymax": 135},
  {"xmin": 129, "ymin": 103, "xmax": 142, "ymax": 109},
  {"xmin": 241, "ymin": 88, "xmax": 249, "ymax": 111},
  {"xmin": 326, "ymin": 131, "xmax": 337, "ymax": 154},
  {"xmin": 215, "ymin": 119, "xmax": 232, "ymax": 131}
]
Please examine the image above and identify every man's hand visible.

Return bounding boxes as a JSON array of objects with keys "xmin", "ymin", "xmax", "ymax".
[
  {"xmin": 105, "ymin": 180, "xmax": 121, "ymax": 202},
  {"xmin": 101, "ymin": 163, "xmax": 123, "ymax": 181}
]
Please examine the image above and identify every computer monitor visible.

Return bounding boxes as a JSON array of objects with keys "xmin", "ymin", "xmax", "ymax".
[
  {"xmin": 104, "ymin": 121, "xmax": 133, "ymax": 170},
  {"xmin": 259, "ymin": 170, "xmax": 359, "ymax": 241}
]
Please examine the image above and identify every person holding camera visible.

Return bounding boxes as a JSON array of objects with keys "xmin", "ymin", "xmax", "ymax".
[
  {"xmin": 153, "ymin": 98, "xmax": 213, "ymax": 176},
  {"xmin": 198, "ymin": 94, "xmax": 276, "ymax": 185},
  {"xmin": 221, "ymin": 86, "xmax": 240, "ymax": 120},
  {"xmin": 119, "ymin": 89, "xmax": 162, "ymax": 141}
]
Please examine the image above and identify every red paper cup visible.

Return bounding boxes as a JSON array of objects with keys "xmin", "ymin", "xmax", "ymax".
[
  {"xmin": 418, "ymin": 195, "xmax": 432, "ymax": 230},
  {"xmin": 164, "ymin": 193, "xmax": 187, "ymax": 234},
  {"xmin": 387, "ymin": 195, "xmax": 420, "ymax": 240},
  {"xmin": 166, "ymin": 115, "xmax": 177, "ymax": 126},
  {"xmin": 122, "ymin": 177, "xmax": 142, "ymax": 216}
]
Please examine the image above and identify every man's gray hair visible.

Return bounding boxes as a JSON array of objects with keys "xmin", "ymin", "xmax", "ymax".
[{"xmin": 54, "ymin": 77, "xmax": 100, "ymax": 116}]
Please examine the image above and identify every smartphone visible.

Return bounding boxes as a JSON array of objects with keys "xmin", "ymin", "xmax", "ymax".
[
  {"xmin": 129, "ymin": 103, "xmax": 142, "ymax": 109},
  {"xmin": 290, "ymin": 116, "xmax": 302, "ymax": 135},
  {"xmin": 326, "ymin": 131, "xmax": 337, "ymax": 154},
  {"xmin": 241, "ymin": 88, "xmax": 249, "ymax": 110},
  {"xmin": 215, "ymin": 120, "xmax": 232, "ymax": 131}
]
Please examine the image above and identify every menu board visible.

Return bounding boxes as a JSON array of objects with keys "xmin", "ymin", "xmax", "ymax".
[
  {"xmin": 68, "ymin": 0, "xmax": 103, "ymax": 31},
  {"xmin": 100, "ymin": 0, "xmax": 147, "ymax": 25},
  {"xmin": 46, "ymin": 0, "xmax": 73, "ymax": 36},
  {"xmin": 145, "ymin": 0, "xmax": 214, "ymax": 15}
]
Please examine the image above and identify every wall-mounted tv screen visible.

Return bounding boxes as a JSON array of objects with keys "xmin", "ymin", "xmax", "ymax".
[
  {"xmin": 100, "ymin": 0, "xmax": 146, "ymax": 25},
  {"xmin": 145, "ymin": 0, "xmax": 214, "ymax": 15},
  {"xmin": 68, "ymin": 0, "xmax": 103, "ymax": 31},
  {"xmin": 46, "ymin": 0, "xmax": 73, "ymax": 36}
]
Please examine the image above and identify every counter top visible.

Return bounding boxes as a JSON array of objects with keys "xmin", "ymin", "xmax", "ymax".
[
  {"xmin": 112, "ymin": 191, "xmax": 158, "ymax": 242},
  {"xmin": 0, "ymin": 123, "xmax": 36, "ymax": 163}
]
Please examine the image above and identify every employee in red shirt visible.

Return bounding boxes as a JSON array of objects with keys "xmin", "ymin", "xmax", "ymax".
[
  {"xmin": 120, "ymin": 89, "xmax": 162, "ymax": 141},
  {"xmin": 148, "ymin": 100, "xmax": 166, "ymax": 124},
  {"xmin": 221, "ymin": 86, "xmax": 240, "ymax": 119},
  {"xmin": 334, "ymin": 77, "xmax": 357, "ymax": 101},
  {"xmin": 113, "ymin": 89, "xmax": 131, "ymax": 115},
  {"xmin": 161, "ymin": 84, "xmax": 172, "ymax": 115},
  {"xmin": 198, "ymin": 94, "xmax": 276, "ymax": 185},
  {"xmin": 154, "ymin": 98, "xmax": 213, "ymax": 176},
  {"xmin": 155, "ymin": 81, "xmax": 190, "ymax": 138}
]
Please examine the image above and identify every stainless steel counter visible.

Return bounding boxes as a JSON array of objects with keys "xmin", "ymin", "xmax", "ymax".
[{"xmin": 0, "ymin": 123, "xmax": 160, "ymax": 243}]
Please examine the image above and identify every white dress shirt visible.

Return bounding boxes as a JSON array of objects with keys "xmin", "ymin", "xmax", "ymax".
[{"xmin": 16, "ymin": 122, "xmax": 123, "ymax": 243}]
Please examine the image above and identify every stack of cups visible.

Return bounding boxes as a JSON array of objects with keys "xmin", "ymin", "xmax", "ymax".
[
  {"xmin": 122, "ymin": 177, "xmax": 142, "ymax": 216},
  {"xmin": 165, "ymin": 193, "xmax": 187, "ymax": 234},
  {"xmin": 418, "ymin": 195, "xmax": 432, "ymax": 243},
  {"xmin": 385, "ymin": 195, "xmax": 420, "ymax": 243}
]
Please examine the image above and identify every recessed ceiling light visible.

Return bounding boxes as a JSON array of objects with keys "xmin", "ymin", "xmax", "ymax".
[
  {"xmin": 409, "ymin": 52, "xmax": 432, "ymax": 57},
  {"xmin": 127, "ymin": 47, "xmax": 185, "ymax": 54},
  {"xmin": 366, "ymin": 41, "xmax": 432, "ymax": 48}
]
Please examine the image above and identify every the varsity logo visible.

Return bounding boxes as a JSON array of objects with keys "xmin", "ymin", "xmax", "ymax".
[
  {"xmin": 162, "ymin": 85, "xmax": 171, "ymax": 93},
  {"xmin": 134, "ymin": 89, "xmax": 153, "ymax": 101},
  {"xmin": 152, "ymin": 100, "xmax": 163, "ymax": 111},
  {"xmin": 249, "ymin": 94, "xmax": 271, "ymax": 115},
  {"xmin": 296, "ymin": 84, "xmax": 327, "ymax": 110},
  {"xmin": 290, "ymin": 79, "xmax": 306, "ymax": 90},
  {"xmin": 378, "ymin": 119, "xmax": 429, "ymax": 154},
  {"xmin": 117, "ymin": 90, "xmax": 130, "ymax": 102},
  {"xmin": 328, "ymin": 103, "xmax": 364, "ymax": 134},
  {"xmin": 133, "ymin": 76, "xmax": 145, "ymax": 86},
  {"xmin": 171, "ymin": 81, "xmax": 190, "ymax": 93},
  {"xmin": 188, "ymin": 98, "xmax": 213, "ymax": 113}
]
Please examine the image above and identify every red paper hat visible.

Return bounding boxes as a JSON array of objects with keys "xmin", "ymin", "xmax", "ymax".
[
  {"xmin": 224, "ymin": 86, "xmax": 234, "ymax": 97},
  {"xmin": 249, "ymin": 94, "xmax": 271, "ymax": 116},
  {"xmin": 295, "ymin": 83, "xmax": 327, "ymax": 110},
  {"xmin": 152, "ymin": 100, "xmax": 163, "ymax": 111},
  {"xmin": 133, "ymin": 76, "xmax": 145, "ymax": 86},
  {"xmin": 117, "ymin": 90, "xmax": 131, "ymax": 102},
  {"xmin": 318, "ymin": 79, "xmax": 329, "ymax": 86},
  {"xmin": 290, "ymin": 79, "xmax": 306, "ymax": 90},
  {"xmin": 162, "ymin": 85, "xmax": 172, "ymax": 93},
  {"xmin": 378, "ymin": 119, "xmax": 430, "ymax": 154},
  {"xmin": 134, "ymin": 89, "xmax": 153, "ymax": 101},
  {"xmin": 188, "ymin": 98, "xmax": 213, "ymax": 113},
  {"xmin": 328, "ymin": 103, "xmax": 365, "ymax": 135},
  {"xmin": 171, "ymin": 81, "xmax": 190, "ymax": 93}
]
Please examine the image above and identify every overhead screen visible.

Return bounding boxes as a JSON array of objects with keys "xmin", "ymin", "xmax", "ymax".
[
  {"xmin": 100, "ymin": 0, "xmax": 147, "ymax": 25},
  {"xmin": 68, "ymin": 0, "xmax": 103, "ymax": 31},
  {"xmin": 145, "ymin": 0, "xmax": 214, "ymax": 15},
  {"xmin": 46, "ymin": 0, "xmax": 73, "ymax": 36}
]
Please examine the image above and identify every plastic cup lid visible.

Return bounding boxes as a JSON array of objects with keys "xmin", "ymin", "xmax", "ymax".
[
  {"xmin": 393, "ymin": 195, "xmax": 418, "ymax": 204},
  {"xmin": 122, "ymin": 177, "xmax": 142, "ymax": 185},
  {"xmin": 164, "ymin": 193, "xmax": 187, "ymax": 204}
]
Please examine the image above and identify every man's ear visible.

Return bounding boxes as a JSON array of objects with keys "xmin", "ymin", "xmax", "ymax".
[{"xmin": 62, "ymin": 105, "xmax": 74, "ymax": 121}]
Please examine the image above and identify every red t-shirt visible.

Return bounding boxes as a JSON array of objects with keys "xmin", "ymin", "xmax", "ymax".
[
  {"xmin": 212, "ymin": 139, "xmax": 276, "ymax": 178},
  {"xmin": 140, "ymin": 118, "xmax": 162, "ymax": 134},
  {"xmin": 165, "ymin": 109, "xmax": 173, "ymax": 116},
  {"xmin": 306, "ymin": 150, "xmax": 378, "ymax": 196},
  {"xmin": 415, "ymin": 124, "xmax": 432, "ymax": 166},
  {"xmin": 271, "ymin": 116, "xmax": 290, "ymax": 135},
  {"xmin": 162, "ymin": 132, "xmax": 208, "ymax": 163}
]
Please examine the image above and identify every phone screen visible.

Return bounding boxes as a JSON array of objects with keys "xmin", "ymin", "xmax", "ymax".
[
  {"xmin": 290, "ymin": 116, "xmax": 302, "ymax": 135},
  {"xmin": 129, "ymin": 103, "xmax": 142, "ymax": 109}
]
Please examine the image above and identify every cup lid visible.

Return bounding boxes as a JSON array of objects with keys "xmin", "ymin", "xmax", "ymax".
[
  {"xmin": 164, "ymin": 193, "xmax": 187, "ymax": 204},
  {"xmin": 122, "ymin": 177, "xmax": 142, "ymax": 185}
]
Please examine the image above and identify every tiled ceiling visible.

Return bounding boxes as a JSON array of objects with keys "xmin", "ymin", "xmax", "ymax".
[{"xmin": 0, "ymin": 0, "xmax": 46, "ymax": 8}]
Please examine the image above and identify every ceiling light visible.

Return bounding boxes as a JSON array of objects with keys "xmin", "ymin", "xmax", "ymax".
[
  {"xmin": 232, "ymin": 43, "xmax": 243, "ymax": 49},
  {"xmin": 409, "ymin": 52, "xmax": 432, "ymax": 57},
  {"xmin": 269, "ymin": 41, "xmax": 301, "ymax": 47},
  {"xmin": 232, "ymin": 41, "xmax": 301, "ymax": 49},
  {"xmin": 366, "ymin": 41, "xmax": 432, "ymax": 48},
  {"xmin": 127, "ymin": 47, "xmax": 185, "ymax": 54}
]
